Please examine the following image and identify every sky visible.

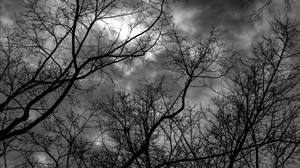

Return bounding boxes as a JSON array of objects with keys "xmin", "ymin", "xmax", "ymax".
[
  {"xmin": 1, "ymin": 0, "xmax": 300, "ymax": 129},
  {"xmin": 1, "ymin": 0, "xmax": 300, "ymax": 135},
  {"xmin": 172, "ymin": 0, "xmax": 253, "ymax": 46},
  {"xmin": 1, "ymin": 0, "xmax": 300, "ymax": 166}
]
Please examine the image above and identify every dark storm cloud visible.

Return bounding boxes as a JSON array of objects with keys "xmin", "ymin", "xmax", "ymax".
[
  {"xmin": 173, "ymin": 0, "xmax": 254, "ymax": 49},
  {"xmin": 169, "ymin": 0, "xmax": 257, "ymax": 102}
]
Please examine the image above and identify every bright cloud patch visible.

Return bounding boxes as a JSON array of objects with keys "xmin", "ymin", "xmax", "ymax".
[
  {"xmin": 96, "ymin": 13, "xmax": 146, "ymax": 41},
  {"xmin": 34, "ymin": 152, "xmax": 51, "ymax": 166},
  {"xmin": 93, "ymin": 132, "xmax": 115, "ymax": 148},
  {"xmin": 171, "ymin": 7, "xmax": 199, "ymax": 35}
]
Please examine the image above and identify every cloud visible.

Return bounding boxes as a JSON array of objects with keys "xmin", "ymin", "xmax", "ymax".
[
  {"xmin": 171, "ymin": 0, "xmax": 255, "ymax": 49},
  {"xmin": 0, "ymin": 0, "xmax": 26, "ymax": 24},
  {"xmin": 172, "ymin": 7, "xmax": 199, "ymax": 35}
]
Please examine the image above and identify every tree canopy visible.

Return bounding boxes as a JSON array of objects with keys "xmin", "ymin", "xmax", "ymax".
[{"xmin": 0, "ymin": 0, "xmax": 300, "ymax": 167}]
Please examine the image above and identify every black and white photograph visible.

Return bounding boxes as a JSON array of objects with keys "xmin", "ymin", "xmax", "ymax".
[{"xmin": 1, "ymin": 0, "xmax": 300, "ymax": 167}]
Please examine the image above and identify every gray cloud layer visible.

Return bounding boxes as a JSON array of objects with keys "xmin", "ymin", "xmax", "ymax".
[{"xmin": 172, "ymin": 0, "xmax": 255, "ymax": 49}]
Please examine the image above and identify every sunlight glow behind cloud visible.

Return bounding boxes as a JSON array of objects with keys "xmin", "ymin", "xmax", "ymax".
[
  {"xmin": 93, "ymin": 132, "xmax": 115, "ymax": 148},
  {"xmin": 171, "ymin": 8, "xmax": 199, "ymax": 35},
  {"xmin": 95, "ymin": 13, "xmax": 146, "ymax": 41},
  {"xmin": 35, "ymin": 152, "xmax": 51, "ymax": 166}
]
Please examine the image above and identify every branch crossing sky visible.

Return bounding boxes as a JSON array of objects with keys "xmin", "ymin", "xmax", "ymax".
[{"xmin": 1, "ymin": 0, "xmax": 300, "ymax": 166}]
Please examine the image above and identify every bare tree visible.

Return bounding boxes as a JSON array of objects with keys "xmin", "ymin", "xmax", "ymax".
[
  {"xmin": 88, "ymin": 28, "xmax": 226, "ymax": 168},
  {"xmin": 242, "ymin": 0, "xmax": 296, "ymax": 21},
  {"xmin": 205, "ymin": 15, "xmax": 300, "ymax": 168},
  {"xmin": 12, "ymin": 104, "xmax": 99, "ymax": 168},
  {"xmin": 0, "ymin": 0, "xmax": 167, "ymax": 142},
  {"xmin": 129, "ymin": 13, "xmax": 300, "ymax": 168},
  {"xmin": 1, "ymin": 26, "xmax": 227, "ymax": 167},
  {"xmin": 2, "ymin": 1, "xmax": 300, "ymax": 168}
]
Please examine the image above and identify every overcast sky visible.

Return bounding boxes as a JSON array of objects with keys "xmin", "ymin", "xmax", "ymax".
[
  {"xmin": 1, "ymin": 0, "xmax": 300, "ymax": 166},
  {"xmin": 1, "ymin": 0, "xmax": 300, "ymax": 101},
  {"xmin": 2, "ymin": 0, "xmax": 299, "ymax": 46},
  {"xmin": 1, "ymin": 0, "xmax": 300, "ymax": 108}
]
